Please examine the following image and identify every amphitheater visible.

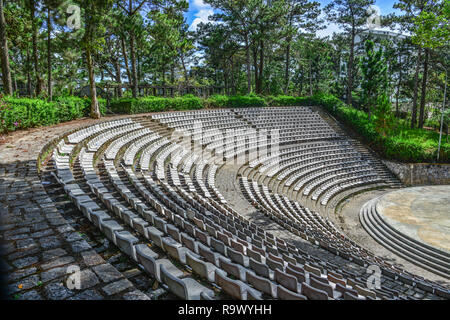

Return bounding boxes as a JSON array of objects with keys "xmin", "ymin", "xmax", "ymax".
[{"xmin": 1, "ymin": 105, "xmax": 449, "ymax": 300}]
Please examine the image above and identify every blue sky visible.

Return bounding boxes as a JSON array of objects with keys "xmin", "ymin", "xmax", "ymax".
[{"xmin": 185, "ymin": 0, "xmax": 403, "ymax": 36}]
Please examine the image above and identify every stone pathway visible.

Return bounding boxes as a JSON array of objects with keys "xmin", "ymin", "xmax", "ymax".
[{"xmin": 0, "ymin": 116, "xmax": 166, "ymax": 300}]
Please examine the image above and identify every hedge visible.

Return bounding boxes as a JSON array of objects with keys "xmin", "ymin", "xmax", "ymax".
[
  {"xmin": 0, "ymin": 96, "xmax": 106, "ymax": 134},
  {"xmin": 206, "ymin": 94, "xmax": 267, "ymax": 108},
  {"xmin": 306, "ymin": 92, "xmax": 449, "ymax": 163},
  {"xmin": 109, "ymin": 95, "xmax": 203, "ymax": 114},
  {"xmin": 109, "ymin": 94, "xmax": 267, "ymax": 113}
]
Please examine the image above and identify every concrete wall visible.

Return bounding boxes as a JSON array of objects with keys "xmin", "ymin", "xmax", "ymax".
[{"xmin": 382, "ymin": 160, "xmax": 450, "ymax": 186}]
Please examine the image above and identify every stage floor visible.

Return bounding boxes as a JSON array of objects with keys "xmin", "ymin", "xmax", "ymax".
[{"xmin": 376, "ymin": 185, "xmax": 450, "ymax": 253}]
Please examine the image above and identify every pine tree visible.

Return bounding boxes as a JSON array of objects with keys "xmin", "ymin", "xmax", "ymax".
[{"xmin": 359, "ymin": 39, "xmax": 388, "ymax": 121}]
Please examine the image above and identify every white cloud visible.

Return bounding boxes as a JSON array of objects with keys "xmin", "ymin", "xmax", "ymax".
[
  {"xmin": 190, "ymin": 8, "xmax": 214, "ymax": 31},
  {"xmin": 189, "ymin": 0, "xmax": 215, "ymax": 31},
  {"xmin": 192, "ymin": 0, "xmax": 209, "ymax": 8},
  {"xmin": 316, "ymin": 22, "xmax": 342, "ymax": 38}
]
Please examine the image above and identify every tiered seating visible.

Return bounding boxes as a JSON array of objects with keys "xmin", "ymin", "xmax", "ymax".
[
  {"xmin": 46, "ymin": 109, "xmax": 450, "ymax": 301},
  {"xmin": 245, "ymin": 139, "xmax": 392, "ymax": 207},
  {"xmin": 234, "ymin": 107, "xmax": 339, "ymax": 143}
]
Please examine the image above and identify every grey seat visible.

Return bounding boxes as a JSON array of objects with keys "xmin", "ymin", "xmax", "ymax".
[
  {"xmin": 266, "ymin": 256, "xmax": 284, "ymax": 271},
  {"xmin": 198, "ymin": 243, "xmax": 220, "ymax": 266},
  {"xmin": 185, "ymin": 251, "xmax": 216, "ymax": 282},
  {"xmin": 285, "ymin": 265, "xmax": 306, "ymax": 283},
  {"xmin": 162, "ymin": 237, "xmax": 189, "ymax": 264},
  {"xmin": 249, "ymin": 257, "xmax": 273, "ymax": 279},
  {"xmin": 276, "ymin": 285, "xmax": 307, "ymax": 300},
  {"xmin": 218, "ymin": 256, "xmax": 247, "ymax": 281},
  {"xmin": 115, "ymin": 231, "xmax": 139, "ymax": 261},
  {"xmin": 274, "ymin": 269, "xmax": 298, "ymax": 293},
  {"xmin": 181, "ymin": 233, "xmax": 198, "ymax": 253},
  {"xmin": 133, "ymin": 218, "xmax": 149, "ymax": 238},
  {"xmin": 344, "ymin": 291, "xmax": 363, "ymax": 300},
  {"xmin": 101, "ymin": 220, "xmax": 123, "ymax": 245},
  {"xmin": 247, "ymin": 248, "xmax": 262, "ymax": 262},
  {"xmin": 148, "ymin": 226, "xmax": 164, "ymax": 248},
  {"xmin": 160, "ymin": 265, "xmax": 214, "ymax": 300},
  {"xmin": 210, "ymin": 237, "xmax": 227, "ymax": 256},
  {"xmin": 227, "ymin": 247, "xmax": 249, "ymax": 267},
  {"xmin": 214, "ymin": 269, "xmax": 249, "ymax": 300},
  {"xmin": 310, "ymin": 277, "xmax": 339, "ymax": 299},
  {"xmin": 136, "ymin": 248, "xmax": 183, "ymax": 282},
  {"xmin": 90, "ymin": 210, "xmax": 112, "ymax": 230},
  {"xmin": 301, "ymin": 282, "xmax": 331, "ymax": 300},
  {"xmin": 166, "ymin": 223, "xmax": 181, "ymax": 242},
  {"xmin": 246, "ymin": 271, "xmax": 277, "ymax": 298}
]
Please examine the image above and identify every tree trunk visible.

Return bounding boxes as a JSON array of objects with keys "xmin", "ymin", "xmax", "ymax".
[
  {"xmin": 309, "ymin": 59, "xmax": 313, "ymax": 96},
  {"xmin": 256, "ymin": 39, "xmax": 264, "ymax": 94},
  {"xmin": 180, "ymin": 54, "xmax": 188, "ymax": 85},
  {"xmin": 86, "ymin": 46, "xmax": 100, "ymax": 119},
  {"xmin": 13, "ymin": 72, "xmax": 17, "ymax": 95},
  {"xmin": 162, "ymin": 65, "xmax": 166, "ymax": 85},
  {"xmin": 121, "ymin": 36, "xmax": 132, "ymax": 87},
  {"xmin": 230, "ymin": 57, "xmax": 236, "ymax": 95},
  {"xmin": 114, "ymin": 57, "xmax": 122, "ymax": 98},
  {"xmin": 418, "ymin": 48, "xmax": 429, "ymax": 128},
  {"xmin": 26, "ymin": 47, "xmax": 32, "ymax": 96},
  {"xmin": 245, "ymin": 33, "xmax": 251, "ymax": 94},
  {"xmin": 346, "ymin": 30, "xmax": 355, "ymax": 105},
  {"xmin": 0, "ymin": 0, "xmax": 12, "ymax": 95},
  {"xmin": 395, "ymin": 56, "xmax": 402, "ymax": 118},
  {"xmin": 30, "ymin": 0, "xmax": 42, "ymax": 96},
  {"xmin": 284, "ymin": 40, "xmax": 291, "ymax": 94},
  {"xmin": 411, "ymin": 47, "xmax": 422, "ymax": 129},
  {"xmin": 129, "ymin": 32, "xmax": 138, "ymax": 98},
  {"xmin": 47, "ymin": 5, "xmax": 52, "ymax": 101}
]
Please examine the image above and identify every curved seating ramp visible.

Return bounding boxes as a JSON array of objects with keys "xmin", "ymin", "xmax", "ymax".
[
  {"xmin": 44, "ymin": 109, "xmax": 450, "ymax": 300},
  {"xmin": 360, "ymin": 198, "xmax": 450, "ymax": 280}
]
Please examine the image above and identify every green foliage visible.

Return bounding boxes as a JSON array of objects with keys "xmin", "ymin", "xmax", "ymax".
[
  {"xmin": 374, "ymin": 93, "xmax": 394, "ymax": 137},
  {"xmin": 110, "ymin": 95, "xmax": 203, "ymax": 114},
  {"xmin": 359, "ymin": 40, "xmax": 388, "ymax": 120},
  {"xmin": 206, "ymin": 94, "xmax": 267, "ymax": 108},
  {"xmin": 0, "ymin": 96, "xmax": 104, "ymax": 134},
  {"xmin": 266, "ymin": 95, "xmax": 310, "ymax": 106},
  {"xmin": 311, "ymin": 92, "xmax": 450, "ymax": 162},
  {"xmin": 412, "ymin": 0, "xmax": 450, "ymax": 49}
]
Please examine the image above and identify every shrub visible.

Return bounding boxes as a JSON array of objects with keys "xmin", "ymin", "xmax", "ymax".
[
  {"xmin": 206, "ymin": 94, "xmax": 267, "ymax": 108},
  {"xmin": 267, "ymin": 95, "xmax": 310, "ymax": 106},
  {"xmin": 110, "ymin": 95, "xmax": 203, "ymax": 114},
  {"xmin": 0, "ymin": 96, "xmax": 105, "ymax": 134},
  {"xmin": 308, "ymin": 92, "xmax": 449, "ymax": 163}
]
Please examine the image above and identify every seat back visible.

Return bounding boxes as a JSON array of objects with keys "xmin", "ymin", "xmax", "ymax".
[
  {"xmin": 277, "ymin": 285, "xmax": 307, "ymax": 300},
  {"xmin": 186, "ymin": 251, "xmax": 208, "ymax": 279},
  {"xmin": 160, "ymin": 265, "xmax": 187, "ymax": 299},
  {"xmin": 214, "ymin": 270, "xmax": 243, "ymax": 300}
]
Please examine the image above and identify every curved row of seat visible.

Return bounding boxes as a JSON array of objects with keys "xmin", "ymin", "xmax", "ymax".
[{"xmin": 47, "ymin": 108, "xmax": 450, "ymax": 300}]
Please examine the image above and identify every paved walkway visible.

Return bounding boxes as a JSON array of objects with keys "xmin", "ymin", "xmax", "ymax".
[{"xmin": 0, "ymin": 117, "xmax": 161, "ymax": 300}]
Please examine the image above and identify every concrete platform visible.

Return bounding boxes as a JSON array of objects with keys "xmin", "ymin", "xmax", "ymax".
[{"xmin": 376, "ymin": 185, "xmax": 450, "ymax": 253}]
